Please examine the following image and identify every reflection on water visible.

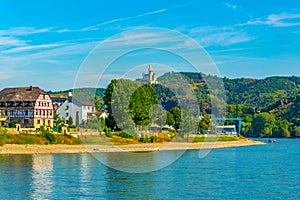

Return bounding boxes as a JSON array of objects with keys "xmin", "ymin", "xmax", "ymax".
[
  {"xmin": 93, "ymin": 150, "xmax": 185, "ymax": 173},
  {"xmin": 31, "ymin": 154, "xmax": 54, "ymax": 199}
]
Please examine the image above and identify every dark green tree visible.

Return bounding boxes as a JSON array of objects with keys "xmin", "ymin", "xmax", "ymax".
[
  {"xmin": 68, "ymin": 116, "xmax": 75, "ymax": 128},
  {"xmin": 166, "ymin": 111, "xmax": 175, "ymax": 127},
  {"xmin": 198, "ymin": 112, "xmax": 210, "ymax": 133},
  {"xmin": 273, "ymin": 119, "xmax": 290, "ymax": 138},
  {"xmin": 129, "ymin": 84, "xmax": 160, "ymax": 129},
  {"xmin": 170, "ymin": 106, "xmax": 181, "ymax": 130},
  {"xmin": 103, "ymin": 79, "xmax": 119, "ymax": 130},
  {"xmin": 251, "ymin": 112, "xmax": 275, "ymax": 137}
]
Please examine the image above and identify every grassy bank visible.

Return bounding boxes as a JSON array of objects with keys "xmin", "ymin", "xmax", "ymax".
[
  {"xmin": 0, "ymin": 132, "xmax": 82, "ymax": 146},
  {"xmin": 1, "ymin": 126, "xmax": 242, "ymax": 146}
]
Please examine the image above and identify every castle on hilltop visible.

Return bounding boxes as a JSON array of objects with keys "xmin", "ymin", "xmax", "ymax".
[{"xmin": 136, "ymin": 65, "xmax": 158, "ymax": 84}]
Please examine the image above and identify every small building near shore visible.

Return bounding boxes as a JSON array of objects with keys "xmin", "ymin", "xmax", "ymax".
[
  {"xmin": 215, "ymin": 125, "xmax": 237, "ymax": 134},
  {"xmin": 0, "ymin": 86, "xmax": 54, "ymax": 129}
]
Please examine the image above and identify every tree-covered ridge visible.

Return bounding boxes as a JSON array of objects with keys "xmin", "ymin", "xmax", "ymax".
[
  {"xmin": 157, "ymin": 72, "xmax": 300, "ymax": 137},
  {"xmin": 48, "ymin": 88, "xmax": 105, "ymax": 98}
]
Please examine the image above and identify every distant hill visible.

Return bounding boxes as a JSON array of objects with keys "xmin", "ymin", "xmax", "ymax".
[
  {"xmin": 48, "ymin": 88, "xmax": 105, "ymax": 98},
  {"xmin": 158, "ymin": 72, "xmax": 300, "ymax": 108}
]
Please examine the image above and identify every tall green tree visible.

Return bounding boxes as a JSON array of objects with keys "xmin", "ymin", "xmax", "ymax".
[
  {"xmin": 273, "ymin": 120, "xmax": 290, "ymax": 138},
  {"xmin": 103, "ymin": 79, "xmax": 119, "ymax": 130},
  {"xmin": 129, "ymin": 84, "xmax": 160, "ymax": 129},
  {"xmin": 198, "ymin": 112, "xmax": 210, "ymax": 133},
  {"xmin": 109, "ymin": 79, "xmax": 141, "ymax": 132},
  {"xmin": 180, "ymin": 104, "xmax": 196, "ymax": 134},
  {"xmin": 170, "ymin": 106, "xmax": 181, "ymax": 130},
  {"xmin": 166, "ymin": 111, "xmax": 175, "ymax": 128},
  {"xmin": 251, "ymin": 112, "xmax": 276, "ymax": 137}
]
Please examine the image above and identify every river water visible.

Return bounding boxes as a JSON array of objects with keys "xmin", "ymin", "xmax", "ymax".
[{"xmin": 0, "ymin": 139, "xmax": 299, "ymax": 199}]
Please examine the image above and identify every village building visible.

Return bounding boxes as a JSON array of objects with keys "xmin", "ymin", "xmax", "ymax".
[
  {"xmin": 0, "ymin": 86, "xmax": 54, "ymax": 129},
  {"xmin": 136, "ymin": 65, "xmax": 158, "ymax": 84},
  {"xmin": 55, "ymin": 93, "xmax": 95, "ymax": 126}
]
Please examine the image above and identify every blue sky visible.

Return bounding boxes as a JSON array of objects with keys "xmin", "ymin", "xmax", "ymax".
[{"xmin": 0, "ymin": 0, "xmax": 300, "ymax": 90}]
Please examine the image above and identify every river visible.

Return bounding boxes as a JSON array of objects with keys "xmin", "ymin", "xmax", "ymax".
[{"xmin": 0, "ymin": 139, "xmax": 299, "ymax": 199}]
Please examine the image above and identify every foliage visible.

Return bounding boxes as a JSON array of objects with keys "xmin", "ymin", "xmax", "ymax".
[
  {"xmin": 251, "ymin": 113, "xmax": 276, "ymax": 137},
  {"xmin": 129, "ymin": 84, "xmax": 160, "ymax": 128},
  {"xmin": 103, "ymin": 79, "xmax": 119, "ymax": 130},
  {"xmin": 198, "ymin": 112, "xmax": 210, "ymax": 133},
  {"xmin": 8, "ymin": 120, "xmax": 16, "ymax": 128},
  {"xmin": 91, "ymin": 95, "xmax": 104, "ymax": 111},
  {"xmin": 104, "ymin": 127, "xmax": 112, "ymax": 137},
  {"xmin": 0, "ymin": 132, "xmax": 82, "ymax": 145},
  {"xmin": 68, "ymin": 116, "xmax": 75, "ymax": 128},
  {"xmin": 170, "ymin": 106, "xmax": 181, "ymax": 130}
]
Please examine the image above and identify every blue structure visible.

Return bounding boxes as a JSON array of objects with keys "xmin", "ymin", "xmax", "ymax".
[{"xmin": 211, "ymin": 117, "xmax": 242, "ymax": 136}]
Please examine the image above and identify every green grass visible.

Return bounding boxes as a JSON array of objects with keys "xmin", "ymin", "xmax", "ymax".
[
  {"xmin": 192, "ymin": 134, "xmax": 240, "ymax": 143},
  {"xmin": 0, "ymin": 132, "xmax": 82, "ymax": 145}
]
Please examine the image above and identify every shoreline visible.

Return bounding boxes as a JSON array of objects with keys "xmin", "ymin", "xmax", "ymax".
[{"xmin": 0, "ymin": 138, "xmax": 265, "ymax": 154}]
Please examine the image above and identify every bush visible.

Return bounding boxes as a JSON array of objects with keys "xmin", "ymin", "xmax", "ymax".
[
  {"xmin": 104, "ymin": 127, "xmax": 113, "ymax": 137},
  {"xmin": 139, "ymin": 133, "xmax": 149, "ymax": 143},
  {"xmin": 8, "ymin": 120, "xmax": 16, "ymax": 128},
  {"xmin": 119, "ymin": 131, "xmax": 133, "ymax": 138},
  {"xmin": 44, "ymin": 132, "xmax": 56, "ymax": 143}
]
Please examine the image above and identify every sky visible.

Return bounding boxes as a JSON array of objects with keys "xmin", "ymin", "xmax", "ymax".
[{"xmin": 0, "ymin": 0, "xmax": 300, "ymax": 91}]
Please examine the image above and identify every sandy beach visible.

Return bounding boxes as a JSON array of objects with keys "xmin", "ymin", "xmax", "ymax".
[{"xmin": 0, "ymin": 138, "xmax": 265, "ymax": 154}]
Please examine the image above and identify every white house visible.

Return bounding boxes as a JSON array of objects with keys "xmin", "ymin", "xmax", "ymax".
[{"xmin": 56, "ymin": 97, "xmax": 95, "ymax": 126}]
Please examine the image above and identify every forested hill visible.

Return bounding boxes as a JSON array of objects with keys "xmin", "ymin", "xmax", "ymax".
[
  {"xmin": 158, "ymin": 72, "xmax": 300, "ymax": 109},
  {"xmin": 48, "ymin": 88, "xmax": 105, "ymax": 98}
]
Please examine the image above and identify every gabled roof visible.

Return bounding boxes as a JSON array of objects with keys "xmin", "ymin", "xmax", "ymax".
[
  {"xmin": 73, "ymin": 97, "xmax": 95, "ymax": 106},
  {"xmin": 0, "ymin": 86, "xmax": 46, "ymax": 102}
]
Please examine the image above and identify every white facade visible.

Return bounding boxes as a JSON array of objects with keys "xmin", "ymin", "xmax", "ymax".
[{"xmin": 56, "ymin": 98, "xmax": 94, "ymax": 126}]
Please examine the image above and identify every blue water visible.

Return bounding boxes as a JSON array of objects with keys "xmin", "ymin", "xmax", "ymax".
[{"xmin": 0, "ymin": 139, "xmax": 299, "ymax": 199}]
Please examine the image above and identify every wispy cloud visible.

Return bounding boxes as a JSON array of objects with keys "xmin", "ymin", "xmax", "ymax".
[
  {"xmin": 0, "ymin": 36, "xmax": 27, "ymax": 47},
  {"xmin": 0, "ymin": 27, "xmax": 53, "ymax": 36},
  {"xmin": 58, "ymin": 8, "xmax": 168, "ymax": 33},
  {"xmin": 246, "ymin": 12, "xmax": 300, "ymax": 27},
  {"xmin": 224, "ymin": 2, "xmax": 237, "ymax": 10},
  {"xmin": 2, "ymin": 43, "xmax": 67, "ymax": 54},
  {"xmin": 187, "ymin": 26, "xmax": 253, "ymax": 47}
]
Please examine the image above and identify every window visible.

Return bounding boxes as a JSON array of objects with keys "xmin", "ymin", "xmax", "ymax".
[
  {"xmin": 37, "ymin": 120, "xmax": 40, "ymax": 124},
  {"xmin": 48, "ymin": 120, "xmax": 51, "ymax": 125},
  {"xmin": 65, "ymin": 105, "xmax": 69, "ymax": 110},
  {"xmin": 65, "ymin": 113, "xmax": 69, "ymax": 117}
]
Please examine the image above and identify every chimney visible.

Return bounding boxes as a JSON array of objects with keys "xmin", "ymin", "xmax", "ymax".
[{"xmin": 29, "ymin": 86, "xmax": 33, "ymax": 91}]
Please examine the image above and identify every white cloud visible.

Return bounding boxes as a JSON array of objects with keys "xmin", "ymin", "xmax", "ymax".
[
  {"xmin": 187, "ymin": 26, "xmax": 253, "ymax": 47},
  {"xmin": 0, "ymin": 36, "xmax": 27, "ymax": 47},
  {"xmin": 246, "ymin": 13, "xmax": 300, "ymax": 27},
  {"xmin": 225, "ymin": 2, "xmax": 237, "ymax": 10}
]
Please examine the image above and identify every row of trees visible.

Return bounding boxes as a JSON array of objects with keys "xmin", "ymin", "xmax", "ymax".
[
  {"xmin": 242, "ymin": 112, "xmax": 300, "ymax": 138},
  {"xmin": 102, "ymin": 79, "xmax": 210, "ymax": 135}
]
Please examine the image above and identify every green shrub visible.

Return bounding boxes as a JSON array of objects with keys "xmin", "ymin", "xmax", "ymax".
[
  {"xmin": 104, "ymin": 127, "xmax": 113, "ymax": 137},
  {"xmin": 139, "ymin": 133, "xmax": 149, "ymax": 143},
  {"xmin": 44, "ymin": 132, "xmax": 56, "ymax": 143},
  {"xmin": 119, "ymin": 131, "xmax": 133, "ymax": 138},
  {"xmin": 8, "ymin": 120, "xmax": 16, "ymax": 128}
]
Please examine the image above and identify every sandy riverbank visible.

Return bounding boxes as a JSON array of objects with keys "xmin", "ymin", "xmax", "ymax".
[{"xmin": 0, "ymin": 138, "xmax": 265, "ymax": 154}]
